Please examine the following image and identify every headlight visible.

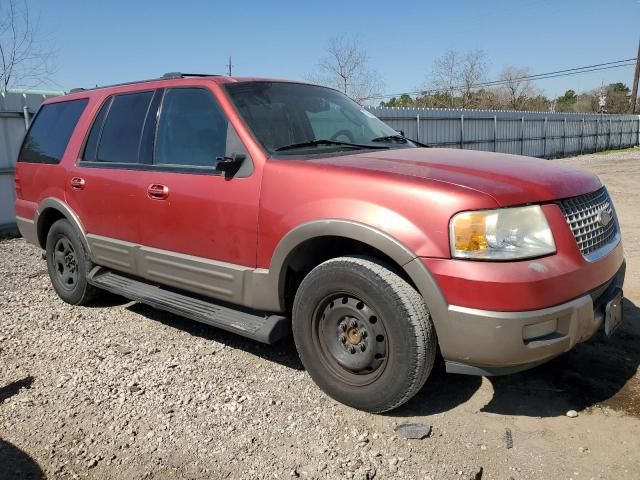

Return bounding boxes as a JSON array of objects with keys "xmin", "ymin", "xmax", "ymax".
[{"xmin": 450, "ymin": 205, "xmax": 555, "ymax": 260}]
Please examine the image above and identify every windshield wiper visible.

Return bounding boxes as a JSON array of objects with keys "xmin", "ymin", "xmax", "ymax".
[
  {"xmin": 275, "ymin": 139, "xmax": 389, "ymax": 152},
  {"xmin": 371, "ymin": 135, "xmax": 430, "ymax": 148},
  {"xmin": 371, "ymin": 134, "xmax": 408, "ymax": 144}
]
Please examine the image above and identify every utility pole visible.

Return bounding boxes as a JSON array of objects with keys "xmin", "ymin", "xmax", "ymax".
[
  {"xmin": 226, "ymin": 56, "xmax": 233, "ymax": 76},
  {"xmin": 631, "ymin": 39, "xmax": 640, "ymax": 113}
]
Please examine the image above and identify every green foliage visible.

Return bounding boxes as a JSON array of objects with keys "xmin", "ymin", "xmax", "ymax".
[
  {"xmin": 611, "ymin": 82, "xmax": 630, "ymax": 94},
  {"xmin": 379, "ymin": 94, "xmax": 415, "ymax": 108},
  {"xmin": 555, "ymin": 90, "xmax": 577, "ymax": 112}
]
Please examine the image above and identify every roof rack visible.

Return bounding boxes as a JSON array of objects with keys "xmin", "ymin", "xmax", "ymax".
[
  {"xmin": 68, "ymin": 72, "xmax": 221, "ymax": 94},
  {"xmin": 161, "ymin": 72, "xmax": 220, "ymax": 80}
]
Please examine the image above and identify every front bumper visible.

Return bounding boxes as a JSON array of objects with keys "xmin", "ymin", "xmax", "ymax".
[{"xmin": 443, "ymin": 261, "xmax": 626, "ymax": 376}]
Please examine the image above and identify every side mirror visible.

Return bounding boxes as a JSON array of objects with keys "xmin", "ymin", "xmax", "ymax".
[
  {"xmin": 396, "ymin": 130, "xmax": 405, "ymax": 137},
  {"xmin": 215, "ymin": 153, "xmax": 246, "ymax": 177}
]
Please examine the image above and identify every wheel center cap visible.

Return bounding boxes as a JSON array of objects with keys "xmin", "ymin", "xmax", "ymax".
[
  {"xmin": 64, "ymin": 254, "xmax": 76, "ymax": 271},
  {"xmin": 346, "ymin": 327, "xmax": 362, "ymax": 345}
]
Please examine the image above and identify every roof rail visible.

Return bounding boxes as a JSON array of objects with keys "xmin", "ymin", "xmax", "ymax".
[
  {"xmin": 161, "ymin": 72, "xmax": 221, "ymax": 79},
  {"xmin": 69, "ymin": 72, "xmax": 221, "ymax": 94}
]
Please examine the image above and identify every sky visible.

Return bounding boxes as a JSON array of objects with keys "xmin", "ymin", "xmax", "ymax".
[{"xmin": 25, "ymin": 0, "xmax": 640, "ymax": 100}]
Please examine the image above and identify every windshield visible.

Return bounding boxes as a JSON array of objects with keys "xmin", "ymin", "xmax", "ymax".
[{"xmin": 224, "ymin": 82, "xmax": 416, "ymax": 155}]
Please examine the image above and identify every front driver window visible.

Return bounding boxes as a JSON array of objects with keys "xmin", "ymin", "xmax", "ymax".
[{"xmin": 155, "ymin": 88, "xmax": 230, "ymax": 167}]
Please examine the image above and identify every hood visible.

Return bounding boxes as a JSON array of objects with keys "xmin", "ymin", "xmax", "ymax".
[{"xmin": 307, "ymin": 148, "xmax": 601, "ymax": 206}]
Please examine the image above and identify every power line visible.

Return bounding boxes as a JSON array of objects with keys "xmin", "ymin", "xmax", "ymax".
[
  {"xmin": 372, "ymin": 58, "xmax": 637, "ymax": 100},
  {"xmin": 472, "ymin": 58, "xmax": 634, "ymax": 86},
  {"xmin": 375, "ymin": 61, "xmax": 636, "ymax": 99},
  {"xmin": 414, "ymin": 63, "xmax": 635, "ymax": 97}
]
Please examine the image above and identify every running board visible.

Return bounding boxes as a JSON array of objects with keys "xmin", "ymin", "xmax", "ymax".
[{"xmin": 87, "ymin": 267, "xmax": 289, "ymax": 344}]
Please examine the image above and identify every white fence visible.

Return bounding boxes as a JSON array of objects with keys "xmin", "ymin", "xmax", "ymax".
[
  {"xmin": 367, "ymin": 107, "xmax": 640, "ymax": 158},
  {"xmin": 0, "ymin": 91, "xmax": 61, "ymax": 232}
]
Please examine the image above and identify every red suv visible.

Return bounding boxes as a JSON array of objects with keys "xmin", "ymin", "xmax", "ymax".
[{"xmin": 15, "ymin": 73, "xmax": 625, "ymax": 412}]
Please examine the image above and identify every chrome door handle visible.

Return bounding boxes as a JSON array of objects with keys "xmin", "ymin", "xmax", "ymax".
[
  {"xmin": 70, "ymin": 177, "xmax": 85, "ymax": 190},
  {"xmin": 147, "ymin": 183, "xmax": 169, "ymax": 200}
]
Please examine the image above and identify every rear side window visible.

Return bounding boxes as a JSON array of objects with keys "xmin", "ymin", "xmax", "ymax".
[
  {"xmin": 94, "ymin": 91, "xmax": 153, "ymax": 163},
  {"xmin": 19, "ymin": 99, "xmax": 88, "ymax": 164},
  {"xmin": 82, "ymin": 98, "xmax": 110, "ymax": 162}
]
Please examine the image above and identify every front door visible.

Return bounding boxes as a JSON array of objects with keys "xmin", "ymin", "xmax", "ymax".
[{"xmin": 135, "ymin": 87, "xmax": 261, "ymax": 303}]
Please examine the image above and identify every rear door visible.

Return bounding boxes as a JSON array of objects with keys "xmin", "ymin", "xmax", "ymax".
[
  {"xmin": 15, "ymin": 98, "xmax": 88, "ymax": 222},
  {"xmin": 66, "ymin": 89, "xmax": 162, "ymax": 274}
]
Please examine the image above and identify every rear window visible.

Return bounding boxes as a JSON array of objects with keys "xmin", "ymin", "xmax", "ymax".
[{"xmin": 19, "ymin": 99, "xmax": 88, "ymax": 164}]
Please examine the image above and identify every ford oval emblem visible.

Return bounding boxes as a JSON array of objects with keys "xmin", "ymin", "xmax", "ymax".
[{"xmin": 597, "ymin": 208, "xmax": 612, "ymax": 227}]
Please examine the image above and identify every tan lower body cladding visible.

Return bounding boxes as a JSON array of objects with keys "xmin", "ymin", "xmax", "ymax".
[{"xmin": 86, "ymin": 234, "xmax": 256, "ymax": 308}]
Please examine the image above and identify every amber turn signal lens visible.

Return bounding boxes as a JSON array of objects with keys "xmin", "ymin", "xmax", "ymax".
[{"xmin": 453, "ymin": 212, "xmax": 489, "ymax": 252}]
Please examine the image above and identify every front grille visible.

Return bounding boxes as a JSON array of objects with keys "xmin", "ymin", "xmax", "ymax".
[{"xmin": 558, "ymin": 187, "xmax": 619, "ymax": 258}]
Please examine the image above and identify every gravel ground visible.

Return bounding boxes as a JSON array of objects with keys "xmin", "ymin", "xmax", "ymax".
[{"xmin": 1, "ymin": 149, "xmax": 640, "ymax": 480}]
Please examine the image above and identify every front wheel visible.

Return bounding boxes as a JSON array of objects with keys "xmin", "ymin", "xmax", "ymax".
[{"xmin": 292, "ymin": 256, "xmax": 437, "ymax": 413}]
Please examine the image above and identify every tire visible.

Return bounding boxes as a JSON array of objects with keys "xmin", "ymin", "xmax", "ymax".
[
  {"xmin": 45, "ymin": 219, "xmax": 99, "ymax": 305},
  {"xmin": 292, "ymin": 256, "xmax": 437, "ymax": 413}
]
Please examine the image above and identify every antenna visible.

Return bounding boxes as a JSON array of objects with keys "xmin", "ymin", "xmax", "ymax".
[{"xmin": 226, "ymin": 56, "xmax": 233, "ymax": 76}]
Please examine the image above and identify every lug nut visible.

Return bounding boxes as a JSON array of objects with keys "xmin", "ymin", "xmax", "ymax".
[
  {"xmin": 349, "ymin": 318, "xmax": 358, "ymax": 328},
  {"xmin": 360, "ymin": 343, "xmax": 366, "ymax": 352},
  {"xmin": 361, "ymin": 330, "xmax": 368, "ymax": 339},
  {"xmin": 348, "ymin": 345, "xmax": 356, "ymax": 354},
  {"xmin": 339, "ymin": 335, "xmax": 346, "ymax": 344},
  {"xmin": 339, "ymin": 321, "xmax": 347, "ymax": 331}
]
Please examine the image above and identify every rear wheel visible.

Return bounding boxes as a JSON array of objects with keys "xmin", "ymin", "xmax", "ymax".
[
  {"xmin": 45, "ymin": 219, "xmax": 99, "ymax": 305},
  {"xmin": 292, "ymin": 256, "xmax": 436, "ymax": 413}
]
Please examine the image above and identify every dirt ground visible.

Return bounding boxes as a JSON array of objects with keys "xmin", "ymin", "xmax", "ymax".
[{"xmin": 1, "ymin": 149, "xmax": 639, "ymax": 480}]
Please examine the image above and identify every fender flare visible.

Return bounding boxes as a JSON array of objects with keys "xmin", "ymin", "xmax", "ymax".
[
  {"xmin": 251, "ymin": 220, "xmax": 449, "ymax": 331},
  {"xmin": 34, "ymin": 198, "xmax": 91, "ymax": 255}
]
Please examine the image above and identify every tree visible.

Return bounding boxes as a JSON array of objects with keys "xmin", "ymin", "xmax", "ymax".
[
  {"xmin": 611, "ymin": 82, "xmax": 630, "ymax": 94},
  {"xmin": 380, "ymin": 94, "xmax": 415, "ymax": 108},
  {"xmin": 0, "ymin": 0, "xmax": 55, "ymax": 91},
  {"xmin": 603, "ymin": 82, "xmax": 631, "ymax": 113},
  {"xmin": 428, "ymin": 49, "xmax": 461, "ymax": 108},
  {"xmin": 460, "ymin": 50, "xmax": 488, "ymax": 108},
  {"xmin": 308, "ymin": 36, "xmax": 382, "ymax": 104},
  {"xmin": 426, "ymin": 49, "xmax": 489, "ymax": 108},
  {"xmin": 573, "ymin": 93, "xmax": 598, "ymax": 113},
  {"xmin": 474, "ymin": 88, "xmax": 502, "ymax": 110},
  {"xmin": 556, "ymin": 89, "xmax": 578, "ymax": 112},
  {"xmin": 498, "ymin": 66, "xmax": 535, "ymax": 110},
  {"xmin": 523, "ymin": 94, "xmax": 551, "ymax": 112}
]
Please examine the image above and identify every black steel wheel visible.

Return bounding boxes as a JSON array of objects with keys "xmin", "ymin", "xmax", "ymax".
[
  {"xmin": 52, "ymin": 236, "xmax": 79, "ymax": 291},
  {"xmin": 293, "ymin": 256, "xmax": 437, "ymax": 413},
  {"xmin": 46, "ymin": 219, "xmax": 99, "ymax": 305},
  {"xmin": 313, "ymin": 293, "xmax": 388, "ymax": 386}
]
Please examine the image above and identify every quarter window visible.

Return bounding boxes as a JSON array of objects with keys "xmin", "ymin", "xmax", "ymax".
[
  {"xmin": 82, "ymin": 98, "xmax": 111, "ymax": 162},
  {"xmin": 19, "ymin": 99, "xmax": 88, "ymax": 164}
]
